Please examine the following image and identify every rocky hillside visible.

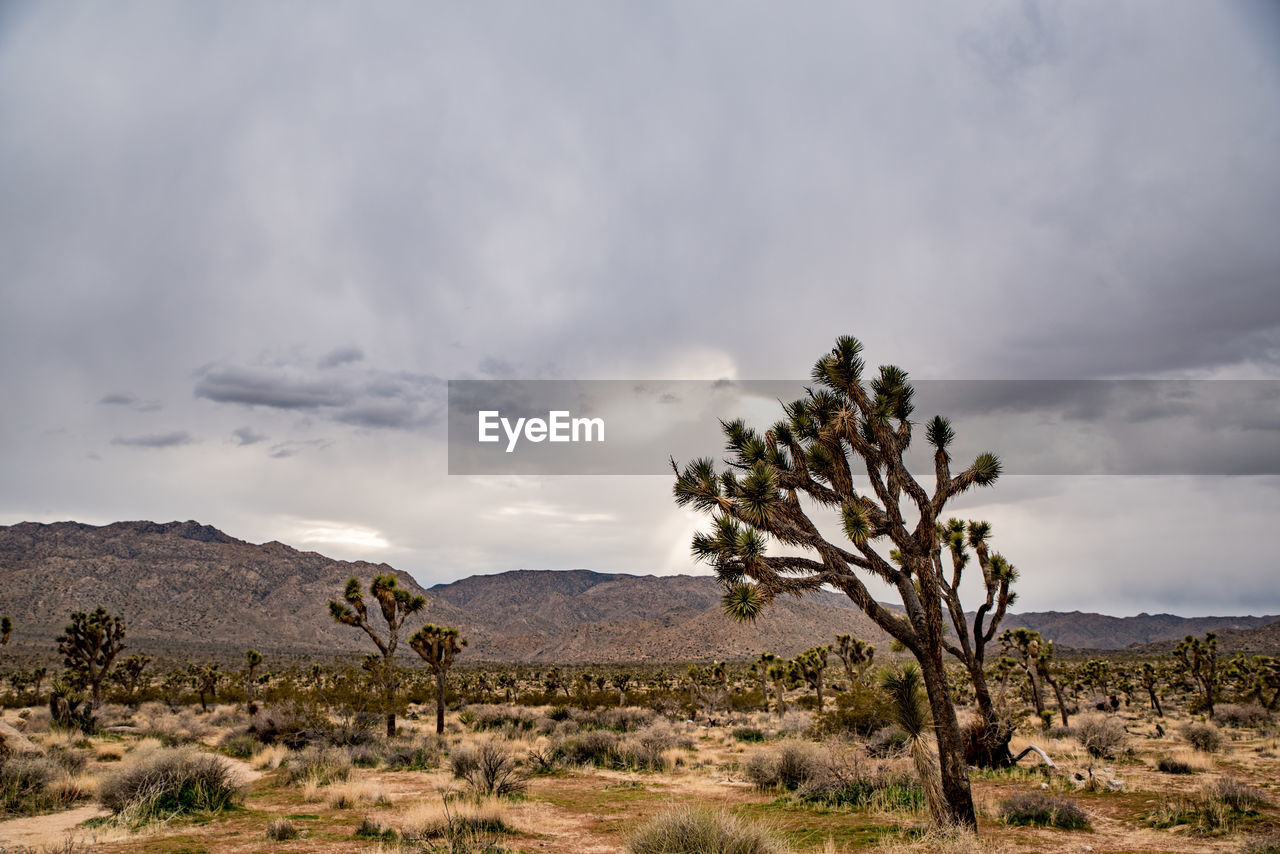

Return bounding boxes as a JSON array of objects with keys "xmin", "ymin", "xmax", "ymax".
[
  {"xmin": 1, "ymin": 520, "xmax": 1277, "ymax": 661},
  {"xmin": 0, "ymin": 520, "xmax": 465, "ymax": 654}
]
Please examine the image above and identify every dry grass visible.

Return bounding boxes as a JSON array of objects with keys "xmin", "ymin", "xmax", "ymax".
[
  {"xmin": 396, "ymin": 794, "xmax": 521, "ymax": 842},
  {"xmin": 324, "ymin": 778, "xmax": 391, "ymax": 809}
]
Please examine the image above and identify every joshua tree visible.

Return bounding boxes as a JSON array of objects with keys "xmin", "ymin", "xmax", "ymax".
[
  {"xmin": 938, "ymin": 520, "xmax": 1019, "ymax": 763},
  {"xmin": 1175, "ymin": 632, "xmax": 1219, "ymax": 719},
  {"xmin": 834, "ymin": 634, "xmax": 875, "ymax": 689},
  {"xmin": 1139, "ymin": 662, "xmax": 1164, "ymax": 717},
  {"xmin": 57, "ymin": 607, "xmax": 126, "ymax": 708},
  {"xmin": 611, "ymin": 671, "xmax": 633, "ymax": 706},
  {"xmin": 883, "ymin": 664, "xmax": 946, "ymax": 825},
  {"xmin": 111, "ymin": 654, "xmax": 151, "ymax": 705},
  {"xmin": 673, "ymin": 335, "xmax": 1003, "ymax": 829},
  {"xmin": 329, "ymin": 574, "xmax": 426, "ymax": 737},
  {"xmin": 409, "ymin": 623, "xmax": 465, "ymax": 734},
  {"xmin": 498, "ymin": 671, "xmax": 517, "ymax": 703},
  {"xmin": 767, "ymin": 659, "xmax": 789, "ymax": 718},
  {"xmin": 1000, "ymin": 628, "xmax": 1047, "ymax": 719},
  {"xmin": 244, "ymin": 649, "xmax": 263, "ymax": 714},
  {"xmin": 188, "ymin": 662, "xmax": 220, "ymax": 712},
  {"xmin": 792, "ymin": 645, "xmax": 832, "ymax": 712}
]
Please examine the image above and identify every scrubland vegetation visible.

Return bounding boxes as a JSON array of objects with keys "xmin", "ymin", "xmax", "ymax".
[{"xmin": 2, "ymin": 644, "xmax": 1279, "ymax": 853}]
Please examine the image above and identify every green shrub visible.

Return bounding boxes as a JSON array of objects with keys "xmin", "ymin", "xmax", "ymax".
[
  {"xmin": 353, "ymin": 816, "xmax": 397, "ymax": 841},
  {"xmin": 1146, "ymin": 777, "xmax": 1266, "ymax": 833},
  {"xmin": 627, "ymin": 806, "xmax": 789, "ymax": 854},
  {"xmin": 999, "ymin": 792, "xmax": 1089, "ymax": 829},
  {"xmin": 99, "ymin": 747, "xmax": 243, "ymax": 823},
  {"xmin": 732, "ymin": 727, "xmax": 765, "ymax": 743},
  {"xmin": 809, "ymin": 683, "xmax": 893, "ymax": 737},
  {"xmin": 556, "ymin": 729, "xmax": 620, "ymax": 767},
  {"xmin": 219, "ymin": 732, "xmax": 259, "ymax": 760},
  {"xmin": 1156, "ymin": 756, "xmax": 1196, "ymax": 775}
]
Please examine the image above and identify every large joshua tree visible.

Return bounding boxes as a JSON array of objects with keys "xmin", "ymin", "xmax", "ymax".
[
  {"xmin": 329, "ymin": 574, "xmax": 426, "ymax": 737},
  {"xmin": 673, "ymin": 335, "xmax": 1004, "ymax": 830},
  {"xmin": 409, "ymin": 624, "xmax": 465, "ymax": 734},
  {"xmin": 57, "ymin": 607, "xmax": 126, "ymax": 708}
]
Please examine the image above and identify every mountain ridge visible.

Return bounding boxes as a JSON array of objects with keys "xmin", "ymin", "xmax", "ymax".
[{"xmin": 2, "ymin": 520, "xmax": 1278, "ymax": 661}]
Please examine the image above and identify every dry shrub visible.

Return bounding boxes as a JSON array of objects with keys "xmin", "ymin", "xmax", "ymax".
[
  {"xmin": 450, "ymin": 739, "xmax": 527, "ymax": 797},
  {"xmin": 250, "ymin": 743, "xmax": 289, "ymax": 770},
  {"xmin": 998, "ymin": 791, "xmax": 1089, "ymax": 829},
  {"xmin": 744, "ymin": 739, "xmax": 824, "ymax": 791},
  {"xmin": 556, "ymin": 729, "xmax": 620, "ymax": 767},
  {"xmin": 99, "ymin": 746, "xmax": 243, "ymax": 824},
  {"xmin": 1215, "ymin": 704, "xmax": 1274, "ymax": 728},
  {"xmin": 0, "ymin": 754, "xmax": 88, "ymax": 815},
  {"xmin": 1073, "ymin": 715, "xmax": 1127, "ymax": 758},
  {"xmin": 874, "ymin": 824, "xmax": 986, "ymax": 854},
  {"xmin": 627, "ymin": 805, "xmax": 789, "ymax": 854},
  {"xmin": 353, "ymin": 815, "xmax": 397, "ymax": 841},
  {"xmin": 1241, "ymin": 830, "xmax": 1280, "ymax": 854},
  {"xmin": 618, "ymin": 720, "xmax": 678, "ymax": 771},
  {"xmin": 1180, "ymin": 722, "xmax": 1225, "ymax": 753},
  {"xmin": 281, "ymin": 745, "xmax": 351, "ymax": 785}
]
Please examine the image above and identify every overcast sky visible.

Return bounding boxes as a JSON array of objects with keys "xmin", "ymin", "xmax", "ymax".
[{"xmin": 2, "ymin": 2, "xmax": 1278, "ymax": 616}]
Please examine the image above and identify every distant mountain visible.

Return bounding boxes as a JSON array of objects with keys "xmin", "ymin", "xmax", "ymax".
[
  {"xmin": 1, "ymin": 520, "xmax": 1277, "ymax": 662},
  {"xmin": 1001, "ymin": 610, "xmax": 1280, "ymax": 652}
]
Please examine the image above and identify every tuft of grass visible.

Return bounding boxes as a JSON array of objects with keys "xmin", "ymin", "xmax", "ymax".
[
  {"xmin": 998, "ymin": 791, "xmax": 1089, "ymax": 829},
  {"xmin": 399, "ymin": 795, "xmax": 518, "ymax": 843},
  {"xmin": 627, "ymin": 805, "xmax": 789, "ymax": 854},
  {"xmin": 744, "ymin": 740, "xmax": 823, "ymax": 791},
  {"xmin": 99, "ymin": 746, "xmax": 243, "ymax": 825},
  {"xmin": 1145, "ymin": 776, "xmax": 1266, "ymax": 834},
  {"xmin": 353, "ymin": 815, "xmax": 398, "ymax": 841},
  {"xmin": 325, "ymin": 780, "xmax": 391, "ymax": 809},
  {"xmin": 266, "ymin": 817, "xmax": 298, "ymax": 840}
]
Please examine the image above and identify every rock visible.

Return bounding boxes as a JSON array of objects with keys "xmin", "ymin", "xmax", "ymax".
[{"xmin": 0, "ymin": 721, "xmax": 45, "ymax": 758}]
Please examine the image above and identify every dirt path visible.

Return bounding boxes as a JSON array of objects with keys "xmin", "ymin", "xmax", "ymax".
[{"xmin": 0, "ymin": 804, "xmax": 111, "ymax": 848}]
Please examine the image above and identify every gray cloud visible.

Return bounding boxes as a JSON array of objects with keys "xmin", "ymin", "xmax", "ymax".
[
  {"xmin": 110, "ymin": 431, "xmax": 194, "ymax": 449},
  {"xmin": 231, "ymin": 426, "xmax": 267, "ymax": 446},
  {"xmin": 318, "ymin": 346, "xmax": 364, "ymax": 370}
]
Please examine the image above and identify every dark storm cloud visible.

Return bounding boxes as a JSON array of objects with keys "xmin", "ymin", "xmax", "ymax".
[
  {"xmin": 194, "ymin": 358, "xmax": 444, "ymax": 431},
  {"xmin": 98, "ymin": 393, "xmax": 137, "ymax": 406},
  {"xmin": 231, "ymin": 426, "xmax": 267, "ymax": 446},
  {"xmin": 110, "ymin": 431, "xmax": 194, "ymax": 449}
]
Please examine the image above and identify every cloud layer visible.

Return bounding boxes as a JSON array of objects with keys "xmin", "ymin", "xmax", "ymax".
[{"xmin": 1, "ymin": 2, "xmax": 1278, "ymax": 615}]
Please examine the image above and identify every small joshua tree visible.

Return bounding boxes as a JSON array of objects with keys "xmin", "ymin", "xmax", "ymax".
[
  {"xmin": 329, "ymin": 574, "xmax": 426, "ymax": 737},
  {"xmin": 188, "ymin": 662, "xmax": 220, "ymax": 712},
  {"xmin": 1175, "ymin": 632, "xmax": 1219, "ymax": 719},
  {"xmin": 611, "ymin": 671, "xmax": 633, "ymax": 706},
  {"xmin": 244, "ymin": 649, "xmax": 263, "ymax": 714},
  {"xmin": 409, "ymin": 624, "xmax": 465, "ymax": 734},
  {"xmin": 1139, "ymin": 662, "xmax": 1164, "ymax": 717},
  {"xmin": 57, "ymin": 607, "xmax": 126, "ymax": 708},
  {"xmin": 111, "ymin": 653, "xmax": 151, "ymax": 705},
  {"xmin": 792, "ymin": 645, "xmax": 831, "ymax": 712},
  {"xmin": 835, "ymin": 634, "xmax": 875, "ymax": 688},
  {"xmin": 883, "ymin": 663, "xmax": 946, "ymax": 826}
]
